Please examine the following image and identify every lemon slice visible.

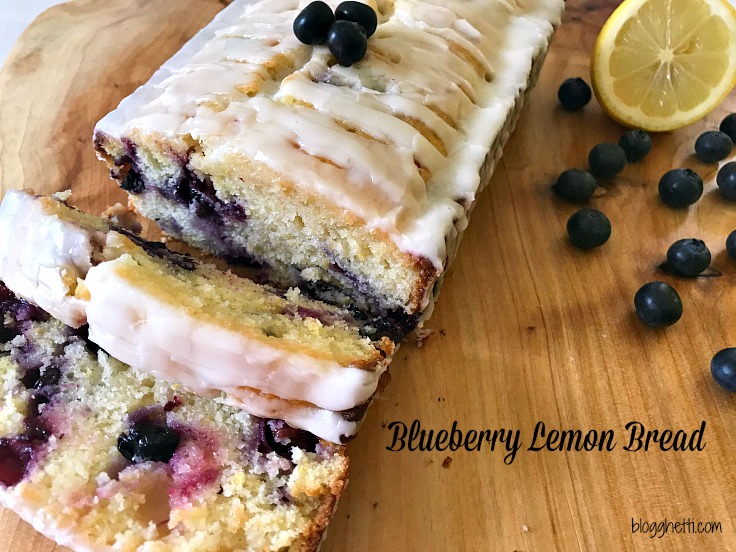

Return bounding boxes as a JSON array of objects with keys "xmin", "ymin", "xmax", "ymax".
[{"xmin": 591, "ymin": 0, "xmax": 736, "ymax": 132}]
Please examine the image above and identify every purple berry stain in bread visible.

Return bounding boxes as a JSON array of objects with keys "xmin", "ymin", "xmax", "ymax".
[
  {"xmin": 168, "ymin": 425, "xmax": 221, "ymax": 507},
  {"xmin": 0, "ymin": 380, "xmax": 57, "ymax": 487},
  {"xmin": 0, "ymin": 282, "xmax": 48, "ymax": 342},
  {"xmin": 0, "ymin": 282, "xmax": 62, "ymax": 486},
  {"xmin": 0, "ymin": 415, "xmax": 54, "ymax": 486},
  {"xmin": 0, "ymin": 441, "xmax": 26, "ymax": 487}
]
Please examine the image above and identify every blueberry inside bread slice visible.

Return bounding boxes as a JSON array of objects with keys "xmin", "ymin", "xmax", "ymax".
[
  {"xmin": 0, "ymin": 190, "xmax": 393, "ymax": 443},
  {"xmin": 0, "ymin": 282, "xmax": 347, "ymax": 551}
]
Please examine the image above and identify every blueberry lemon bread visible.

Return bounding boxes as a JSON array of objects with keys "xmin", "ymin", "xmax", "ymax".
[
  {"xmin": 0, "ymin": 190, "xmax": 393, "ymax": 443},
  {"xmin": 94, "ymin": 0, "xmax": 564, "ymax": 335},
  {"xmin": 0, "ymin": 282, "xmax": 347, "ymax": 551}
]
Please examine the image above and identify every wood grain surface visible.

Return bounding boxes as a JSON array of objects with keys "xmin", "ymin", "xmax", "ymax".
[{"xmin": 1, "ymin": 1, "xmax": 736, "ymax": 550}]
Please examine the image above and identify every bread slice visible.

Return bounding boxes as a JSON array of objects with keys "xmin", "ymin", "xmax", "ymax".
[
  {"xmin": 0, "ymin": 281, "xmax": 347, "ymax": 551},
  {"xmin": 0, "ymin": 190, "xmax": 393, "ymax": 443},
  {"xmin": 94, "ymin": 0, "xmax": 565, "ymax": 337}
]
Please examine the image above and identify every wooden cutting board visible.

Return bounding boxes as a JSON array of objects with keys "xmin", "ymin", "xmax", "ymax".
[{"xmin": 1, "ymin": 1, "xmax": 735, "ymax": 550}]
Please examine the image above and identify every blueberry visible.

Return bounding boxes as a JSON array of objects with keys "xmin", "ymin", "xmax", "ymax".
[
  {"xmin": 20, "ymin": 365, "xmax": 61, "ymax": 390},
  {"xmin": 694, "ymin": 130, "xmax": 732, "ymax": 163},
  {"xmin": 658, "ymin": 168, "xmax": 703, "ymax": 208},
  {"xmin": 634, "ymin": 282, "xmax": 683, "ymax": 328},
  {"xmin": 720, "ymin": 113, "xmax": 736, "ymax": 143},
  {"xmin": 716, "ymin": 161, "xmax": 736, "ymax": 201},
  {"xmin": 588, "ymin": 143, "xmax": 626, "ymax": 179},
  {"xmin": 711, "ymin": 348, "xmax": 736, "ymax": 392},
  {"xmin": 121, "ymin": 169, "xmax": 145, "ymax": 194},
  {"xmin": 557, "ymin": 77, "xmax": 592, "ymax": 111},
  {"xmin": 566, "ymin": 208, "xmax": 611, "ymax": 249},
  {"xmin": 117, "ymin": 423, "xmax": 180, "ymax": 463},
  {"xmin": 552, "ymin": 169, "xmax": 597, "ymax": 202},
  {"xmin": 335, "ymin": 1, "xmax": 378, "ymax": 37},
  {"xmin": 618, "ymin": 129, "xmax": 652, "ymax": 162},
  {"xmin": 327, "ymin": 20, "xmax": 368, "ymax": 66},
  {"xmin": 727, "ymin": 230, "xmax": 736, "ymax": 260},
  {"xmin": 293, "ymin": 1, "xmax": 335, "ymax": 45},
  {"xmin": 666, "ymin": 238, "xmax": 711, "ymax": 277}
]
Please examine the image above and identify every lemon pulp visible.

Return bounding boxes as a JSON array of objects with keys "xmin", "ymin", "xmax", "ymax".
[{"xmin": 592, "ymin": 0, "xmax": 736, "ymax": 131}]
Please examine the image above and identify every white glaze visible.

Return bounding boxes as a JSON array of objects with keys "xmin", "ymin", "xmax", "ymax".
[
  {"xmin": 84, "ymin": 255, "xmax": 383, "ymax": 412},
  {"xmin": 0, "ymin": 190, "xmax": 92, "ymax": 328},
  {"xmin": 95, "ymin": 0, "xmax": 564, "ymax": 273}
]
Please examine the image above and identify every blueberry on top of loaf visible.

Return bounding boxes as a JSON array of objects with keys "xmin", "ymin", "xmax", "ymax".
[
  {"xmin": 0, "ymin": 190, "xmax": 392, "ymax": 443},
  {"xmin": 93, "ymin": 0, "xmax": 565, "ymax": 324},
  {"xmin": 0, "ymin": 283, "xmax": 347, "ymax": 552}
]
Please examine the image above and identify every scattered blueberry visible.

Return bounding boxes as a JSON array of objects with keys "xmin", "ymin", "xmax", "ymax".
[
  {"xmin": 720, "ymin": 113, "xmax": 736, "ymax": 143},
  {"xmin": 335, "ymin": 1, "xmax": 377, "ymax": 37},
  {"xmin": 727, "ymin": 230, "xmax": 736, "ymax": 260},
  {"xmin": 293, "ymin": 1, "xmax": 335, "ymax": 45},
  {"xmin": 634, "ymin": 282, "xmax": 683, "ymax": 328},
  {"xmin": 557, "ymin": 78, "xmax": 592, "ymax": 111},
  {"xmin": 117, "ymin": 423, "xmax": 181, "ymax": 463},
  {"xmin": 658, "ymin": 168, "xmax": 703, "ymax": 208},
  {"xmin": 716, "ymin": 161, "xmax": 736, "ymax": 200},
  {"xmin": 694, "ymin": 130, "xmax": 733, "ymax": 163},
  {"xmin": 711, "ymin": 348, "xmax": 736, "ymax": 392},
  {"xmin": 552, "ymin": 169, "xmax": 597, "ymax": 202},
  {"xmin": 588, "ymin": 143, "xmax": 627, "ymax": 179},
  {"xmin": 618, "ymin": 129, "xmax": 652, "ymax": 162},
  {"xmin": 566, "ymin": 208, "xmax": 611, "ymax": 250},
  {"xmin": 665, "ymin": 238, "xmax": 711, "ymax": 277},
  {"xmin": 327, "ymin": 20, "xmax": 368, "ymax": 66}
]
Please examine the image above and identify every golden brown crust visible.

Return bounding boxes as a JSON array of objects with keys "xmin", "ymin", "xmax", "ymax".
[
  {"xmin": 408, "ymin": 254, "xmax": 439, "ymax": 314},
  {"xmin": 296, "ymin": 450, "xmax": 349, "ymax": 552}
]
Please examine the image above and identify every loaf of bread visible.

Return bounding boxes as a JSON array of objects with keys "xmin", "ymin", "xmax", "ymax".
[{"xmin": 94, "ymin": 0, "xmax": 565, "ymax": 340}]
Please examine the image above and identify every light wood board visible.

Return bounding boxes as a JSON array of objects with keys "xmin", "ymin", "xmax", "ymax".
[{"xmin": 1, "ymin": 1, "xmax": 735, "ymax": 550}]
